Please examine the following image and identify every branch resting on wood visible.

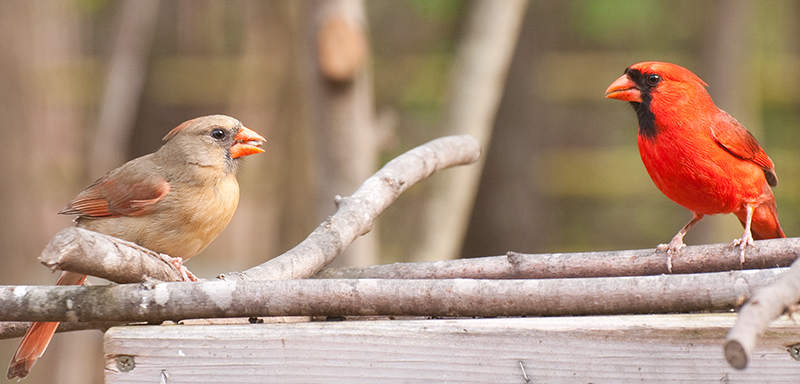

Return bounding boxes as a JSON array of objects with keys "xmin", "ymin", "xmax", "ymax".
[
  {"xmin": 724, "ymin": 256, "xmax": 800, "ymax": 369},
  {"xmin": 0, "ymin": 269, "xmax": 786, "ymax": 323},
  {"xmin": 1, "ymin": 135, "xmax": 480, "ymax": 337},
  {"xmin": 315, "ymin": 238, "xmax": 800, "ymax": 279}
]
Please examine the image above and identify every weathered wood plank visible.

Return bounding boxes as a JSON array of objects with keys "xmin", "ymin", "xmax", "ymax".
[{"xmin": 104, "ymin": 314, "xmax": 800, "ymax": 383}]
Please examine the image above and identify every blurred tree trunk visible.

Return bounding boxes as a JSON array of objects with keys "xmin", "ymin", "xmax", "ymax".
[
  {"xmin": 413, "ymin": 0, "xmax": 529, "ymax": 262},
  {"xmin": 699, "ymin": 0, "xmax": 759, "ymax": 245},
  {"xmin": 0, "ymin": 1, "xmax": 101, "ymax": 383},
  {"xmin": 216, "ymin": 0, "xmax": 301, "ymax": 273},
  {"xmin": 302, "ymin": 0, "xmax": 378, "ymax": 267},
  {"xmin": 89, "ymin": 0, "xmax": 161, "ymax": 178}
]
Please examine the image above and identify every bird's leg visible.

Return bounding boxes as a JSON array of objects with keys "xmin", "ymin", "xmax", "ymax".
[
  {"xmin": 159, "ymin": 254, "xmax": 199, "ymax": 282},
  {"xmin": 657, "ymin": 212, "xmax": 704, "ymax": 273},
  {"xmin": 731, "ymin": 204, "xmax": 755, "ymax": 265}
]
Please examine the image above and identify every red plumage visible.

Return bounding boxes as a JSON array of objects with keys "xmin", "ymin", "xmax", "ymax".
[{"xmin": 605, "ymin": 61, "xmax": 784, "ymax": 269}]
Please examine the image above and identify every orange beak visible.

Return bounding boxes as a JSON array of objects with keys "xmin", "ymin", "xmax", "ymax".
[
  {"xmin": 231, "ymin": 126, "xmax": 266, "ymax": 158},
  {"xmin": 604, "ymin": 74, "xmax": 642, "ymax": 103}
]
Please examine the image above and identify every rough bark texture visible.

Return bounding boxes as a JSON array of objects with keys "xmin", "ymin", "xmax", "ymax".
[
  {"xmin": 221, "ymin": 134, "xmax": 481, "ymax": 281},
  {"xmin": 317, "ymin": 238, "xmax": 800, "ymax": 279},
  {"xmin": 38, "ymin": 227, "xmax": 187, "ymax": 284},
  {"xmin": 0, "ymin": 269, "xmax": 786, "ymax": 323},
  {"xmin": 37, "ymin": 228, "xmax": 800, "ymax": 286},
  {"xmin": 724, "ymin": 256, "xmax": 800, "ymax": 369}
]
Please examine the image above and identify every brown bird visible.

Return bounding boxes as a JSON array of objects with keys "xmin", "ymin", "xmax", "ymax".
[{"xmin": 7, "ymin": 115, "xmax": 266, "ymax": 379}]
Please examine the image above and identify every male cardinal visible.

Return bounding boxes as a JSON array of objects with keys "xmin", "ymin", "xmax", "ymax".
[
  {"xmin": 7, "ymin": 115, "xmax": 265, "ymax": 379},
  {"xmin": 604, "ymin": 61, "xmax": 784, "ymax": 270}
]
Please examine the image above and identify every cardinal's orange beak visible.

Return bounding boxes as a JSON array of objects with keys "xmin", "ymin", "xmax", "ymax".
[
  {"xmin": 604, "ymin": 74, "xmax": 642, "ymax": 103},
  {"xmin": 231, "ymin": 126, "xmax": 266, "ymax": 158}
]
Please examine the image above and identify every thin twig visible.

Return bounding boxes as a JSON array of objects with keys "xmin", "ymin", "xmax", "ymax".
[
  {"xmin": 0, "ymin": 321, "xmax": 127, "ymax": 340},
  {"xmin": 315, "ymin": 238, "xmax": 800, "ymax": 279}
]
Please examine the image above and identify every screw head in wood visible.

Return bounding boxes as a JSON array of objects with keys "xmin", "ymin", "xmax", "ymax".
[
  {"xmin": 788, "ymin": 343, "xmax": 800, "ymax": 361},
  {"xmin": 116, "ymin": 355, "xmax": 135, "ymax": 372}
]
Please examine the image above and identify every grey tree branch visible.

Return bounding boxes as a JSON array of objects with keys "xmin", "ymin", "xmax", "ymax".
[
  {"xmin": 36, "ymin": 226, "xmax": 800, "ymax": 287},
  {"xmin": 724, "ymin": 256, "xmax": 800, "ymax": 369},
  {"xmin": 32, "ymin": 135, "xmax": 481, "ymax": 285},
  {"xmin": 220, "ymin": 134, "xmax": 482, "ymax": 281},
  {"xmin": 0, "ymin": 269, "xmax": 785, "ymax": 323},
  {"xmin": 0, "ymin": 321, "xmax": 127, "ymax": 340},
  {"xmin": 315, "ymin": 238, "xmax": 800, "ymax": 279},
  {"xmin": 38, "ymin": 227, "xmax": 187, "ymax": 283},
  {"xmin": 0, "ymin": 134, "xmax": 481, "ymax": 338}
]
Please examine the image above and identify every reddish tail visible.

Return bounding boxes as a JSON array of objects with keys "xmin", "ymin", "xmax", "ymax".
[
  {"xmin": 7, "ymin": 272, "xmax": 86, "ymax": 380},
  {"xmin": 734, "ymin": 198, "xmax": 785, "ymax": 240}
]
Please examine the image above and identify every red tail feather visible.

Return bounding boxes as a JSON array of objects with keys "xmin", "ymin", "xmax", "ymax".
[{"xmin": 7, "ymin": 272, "xmax": 86, "ymax": 379}]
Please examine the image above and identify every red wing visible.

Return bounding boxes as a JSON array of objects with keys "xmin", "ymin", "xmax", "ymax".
[
  {"xmin": 712, "ymin": 113, "xmax": 778, "ymax": 186},
  {"xmin": 60, "ymin": 172, "xmax": 170, "ymax": 218}
]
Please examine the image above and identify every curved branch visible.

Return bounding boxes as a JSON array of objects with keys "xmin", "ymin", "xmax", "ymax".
[
  {"xmin": 34, "ymin": 135, "xmax": 481, "ymax": 284},
  {"xmin": 220, "ymin": 134, "xmax": 481, "ymax": 281}
]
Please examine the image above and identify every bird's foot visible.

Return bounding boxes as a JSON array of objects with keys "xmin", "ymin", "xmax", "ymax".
[
  {"xmin": 657, "ymin": 237, "xmax": 686, "ymax": 273},
  {"xmin": 731, "ymin": 232, "xmax": 754, "ymax": 265},
  {"xmin": 161, "ymin": 255, "xmax": 199, "ymax": 282}
]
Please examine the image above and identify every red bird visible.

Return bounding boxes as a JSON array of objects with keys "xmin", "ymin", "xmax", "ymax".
[
  {"xmin": 604, "ymin": 61, "xmax": 784, "ymax": 270},
  {"xmin": 7, "ymin": 115, "xmax": 266, "ymax": 379}
]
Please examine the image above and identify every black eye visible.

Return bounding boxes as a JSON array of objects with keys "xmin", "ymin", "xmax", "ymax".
[
  {"xmin": 646, "ymin": 74, "xmax": 661, "ymax": 86},
  {"xmin": 210, "ymin": 128, "xmax": 226, "ymax": 140}
]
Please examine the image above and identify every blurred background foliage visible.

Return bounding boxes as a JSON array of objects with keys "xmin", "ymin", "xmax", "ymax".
[{"xmin": 1, "ymin": 0, "xmax": 799, "ymax": 382}]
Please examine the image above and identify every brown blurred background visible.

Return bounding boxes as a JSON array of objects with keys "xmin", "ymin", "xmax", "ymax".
[{"xmin": 1, "ymin": 0, "xmax": 799, "ymax": 382}]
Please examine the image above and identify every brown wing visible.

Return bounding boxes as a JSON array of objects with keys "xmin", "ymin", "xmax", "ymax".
[
  {"xmin": 712, "ymin": 112, "xmax": 778, "ymax": 187},
  {"xmin": 60, "ymin": 166, "xmax": 170, "ymax": 218}
]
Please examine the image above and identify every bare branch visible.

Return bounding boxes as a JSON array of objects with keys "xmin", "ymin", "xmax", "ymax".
[
  {"xmin": 0, "ymin": 321, "xmax": 126, "ymax": 340},
  {"xmin": 36, "ymin": 135, "xmax": 481, "ymax": 285},
  {"xmin": 221, "ymin": 134, "xmax": 482, "ymax": 281},
  {"xmin": 8, "ymin": 134, "xmax": 480, "ymax": 338},
  {"xmin": 724, "ymin": 256, "xmax": 800, "ymax": 369},
  {"xmin": 38, "ymin": 227, "xmax": 186, "ymax": 284},
  {"xmin": 40, "ymin": 227, "xmax": 800, "ymax": 286},
  {"xmin": 0, "ymin": 269, "xmax": 785, "ymax": 323},
  {"xmin": 315, "ymin": 238, "xmax": 800, "ymax": 279}
]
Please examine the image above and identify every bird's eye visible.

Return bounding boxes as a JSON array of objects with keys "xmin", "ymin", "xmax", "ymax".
[
  {"xmin": 210, "ymin": 128, "xmax": 226, "ymax": 140},
  {"xmin": 646, "ymin": 74, "xmax": 661, "ymax": 86}
]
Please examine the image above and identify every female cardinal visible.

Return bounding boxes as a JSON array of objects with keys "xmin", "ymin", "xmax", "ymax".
[
  {"xmin": 604, "ymin": 61, "xmax": 784, "ymax": 270},
  {"xmin": 7, "ymin": 115, "xmax": 265, "ymax": 379}
]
